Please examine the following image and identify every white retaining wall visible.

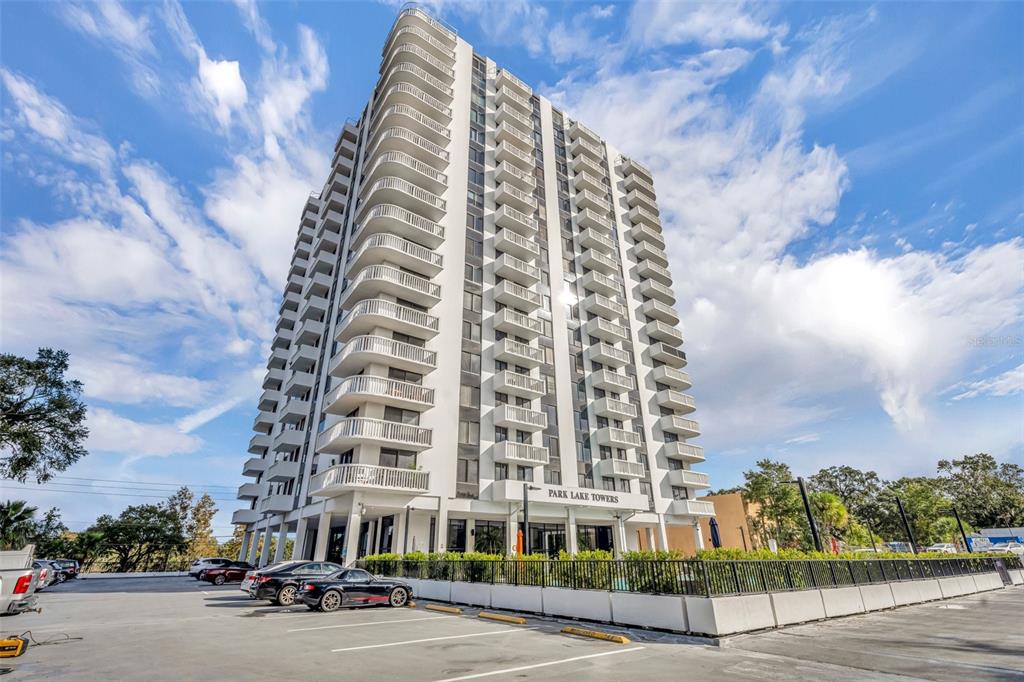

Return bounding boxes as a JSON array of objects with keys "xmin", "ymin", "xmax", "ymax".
[{"xmin": 392, "ymin": 569, "xmax": 1017, "ymax": 637}]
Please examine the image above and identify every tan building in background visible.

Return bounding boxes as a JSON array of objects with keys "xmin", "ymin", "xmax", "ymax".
[{"xmin": 637, "ymin": 492, "xmax": 760, "ymax": 555}]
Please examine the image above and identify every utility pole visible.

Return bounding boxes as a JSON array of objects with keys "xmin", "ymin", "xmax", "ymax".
[
  {"xmin": 522, "ymin": 484, "xmax": 540, "ymax": 555},
  {"xmin": 796, "ymin": 477, "xmax": 823, "ymax": 552},
  {"xmin": 894, "ymin": 495, "xmax": 917, "ymax": 554},
  {"xmin": 951, "ymin": 506, "xmax": 971, "ymax": 553}
]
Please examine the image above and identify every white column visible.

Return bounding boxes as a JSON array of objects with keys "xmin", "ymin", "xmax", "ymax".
[
  {"xmin": 435, "ymin": 497, "xmax": 449, "ymax": 552},
  {"xmin": 292, "ymin": 517, "xmax": 309, "ymax": 561},
  {"xmin": 693, "ymin": 522, "xmax": 705, "ymax": 551},
  {"xmin": 644, "ymin": 527, "xmax": 656, "ymax": 552},
  {"xmin": 370, "ymin": 519, "xmax": 381, "ymax": 555},
  {"xmin": 238, "ymin": 530, "xmax": 252, "ymax": 561},
  {"xmin": 313, "ymin": 512, "xmax": 332, "ymax": 561},
  {"xmin": 613, "ymin": 516, "xmax": 627, "ymax": 559},
  {"xmin": 656, "ymin": 514, "xmax": 669, "ymax": 551},
  {"xmin": 393, "ymin": 511, "xmax": 406, "ymax": 554},
  {"xmin": 344, "ymin": 499, "xmax": 363, "ymax": 566},
  {"xmin": 273, "ymin": 522, "xmax": 288, "ymax": 562},
  {"xmin": 566, "ymin": 508, "xmax": 578, "ymax": 555},
  {"xmin": 258, "ymin": 524, "xmax": 273, "ymax": 567},
  {"xmin": 506, "ymin": 505, "xmax": 518, "ymax": 555},
  {"xmin": 247, "ymin": 527, "xmax": 262, "ymax": 565},
  {"xmin": 466, "ymin": 519, "xmax": 476, "ymax": 552}
]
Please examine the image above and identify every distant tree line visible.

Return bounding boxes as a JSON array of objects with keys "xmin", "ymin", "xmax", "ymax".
[{"xmin": 724, "ymin": 454, "xmax": 1024, "ymax": 550}]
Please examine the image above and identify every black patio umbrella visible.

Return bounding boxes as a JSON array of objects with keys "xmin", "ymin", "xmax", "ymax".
[{"xmin": 709, "ymin": 517, "xmax": 722, "ymax": 548}]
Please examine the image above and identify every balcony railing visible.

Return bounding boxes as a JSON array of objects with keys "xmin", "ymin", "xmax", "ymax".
[
  {"xmin": 377, "ymin": 80, "xmax": 451, "ymax": 121},
  {"xmin": 495, "ymin": 228, "xmax": 540, "ymax": 260},
  {"xmin": 492, "ymin": 441, "xmax": 549, "ymax": 465},
  {"xmin": 384, "ymin": 25, "xmax": 455, "ymax": 62},
  {"xmin": 371, "ymin": 104, "xmax": 450, "ymax": 145},
  {"xmin": 337, "ymin": 298, "xmax": 440, "ymax": 340},
  {"xmin": 589, "ymin": 342, "xmax": 630, "ymax": 367},
  {"xmin": 349, "ymin": 232, "xmax": 443, "ymax": 276},
  {"xmin": 670, "ymin": 469, "xmax": 711, "ymax": 488},
  {"xmin": 359, "ymin": 176, "xmax": 447, "ymax": 222},
  {"xmin": 381, "ymin": 61, "xmax": 453, "ymax": 100},
  {"xmin": 311, "ymin": 463, "xmax": 430, "ymax": 496},
  {"xmin": 640, "ymin": 279, "xmax": 675, "ymax": 304},
  {"xmin": 635, "ymin": 241, "xmax": 669, "ymax": 267},
  {"xmin": 593, "ymin": 397, "xmax": 638, "ymax": 419},
  {"xmin": 628, "ymin": 205, "xmax": 661, "ymax": 229},
  {"xmin": 591, "ymin": 369, "xmax": 635, "ymax": 392},
  {"xmin": 661, "ymin": 415, "xmax": 700, "ymax": 437},
  {"xmin": 354, "ymin": 203, "xmax": 445, "ymax": 249},
  {"xmin": 494, "ymin": 252, "xmax": 541, "ymax": 285},
  {"xmin": 342, "ymin": 263, "xmax": 441, "ymax": 305},
  {"xmin": 594, "ymin": 427, "xmax": 643, "ymax": 449},
  {"xmin": 584, "ymin": 292, "xmax": 627, "ymax": 319},
  {"xmin": 494, "ymin": 370, "xmax": 545, "ymax": 397},
  {"xmin": 381, "ymin": 42, "xmax": 455, "ymax": 82},
  {"xmin": 363, "ymin": 150, "xmax": 447, "ymax": 192},
  {"xmin": 580, "ymin": 229, "xmax": 617, "ymax": 254},
  {"xmin": 577, "ymin": 207, "xmax": 615, "ymax": 233},
  {"xmin": 495, "ymin": 140, "xmax": 534, "ymax": 169},
  {"xmin": 664, "ymin": 442, "xmax": 705, "ymax": 463},
  {"xmin": 646, "ymin": 320, "xmax": 684, "ymax": 345},
  {"xmin": 324, "ymin": 375, "xmax": 434, "ymax": 412},
  {"xmin": 495, "ymin": 308, "xmax": 543, "ymax": 337},
  {"xmin": 496, "ymin": 104, "xmax": 534, "ymax": 135},
  {"xmin": 494, "ymin": 279, "xmax": 542, "ymax": 310},
  {"xmin": 637, "ymin": 260, "xmax": 673, "ymax": 286},
  {"xmin": 367, "ymin": 126, "xmax": 449, "ymax": 167},
  {"xmin": 495, "ymin": 161, "xmax": 536, "ymax": 191},
  {"xmin": 494, "ymin": 404, "xmax": 548, "ymax": 431},
  {"xmin": 652, "ymin": 365, "xmax": 691, "ymax": 389},
  {"xmin": 585, "ymin": 317, "xmax": 629, "ymax": 343},
  {"xmin": 494, "ymin": 204, "xmax": 538, "ymax": 236},
  {"xmin": 317, "ymin": 417, "xmax": 433, "ymax": 453},
  {"xmin": 495, "ymin": 85, "xmax": 532, "ymax": 114},
  {"xmin": 670, "ymin": 499, "xmax": 715, "ymax": 517},
  {"xmin": 595, "ymin": 457, "xmax": 646, "ymax": 477},
  {"xmin": 495, "ymin": 181, "xmax": 537, "ymax": 213},
  {"xmin": 621, "ymin": 156, "xmax": 653, "ymax": 183},
  {"xmin": 494, "ymin": 338, "xmax": 545, "ymax": 367},
  {"xmin": 580, "ymin": 270, "xmax": 622, "ymax": 297},
  {"xmin": 332, "ymin": 334, "xmax": 437, "ymax": 374}
]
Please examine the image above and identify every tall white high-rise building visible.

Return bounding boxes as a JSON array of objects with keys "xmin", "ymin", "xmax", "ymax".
[{"xmin": 234, "ymin": 6, "xmax": 713, "ymax": 567}]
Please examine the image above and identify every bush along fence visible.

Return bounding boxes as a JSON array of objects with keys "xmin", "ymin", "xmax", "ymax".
[{"xmin": 356, "ymin": 555, "xmax": 1021, "ymax": 597}]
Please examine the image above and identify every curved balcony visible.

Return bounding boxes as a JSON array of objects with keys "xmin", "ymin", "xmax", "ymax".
[
  {"xmin": 493, "ymin": 404, "xmax": 547, "ymax": 432},
  {"xmin": 354, "ymin": 203, "xmax": 445, "ymax": 249},
  {"xmin": 670, "ymin": 499, "xmax": 715, "ymax": 517},
  {"xmin": 383, "ymin": 24, "xmax": 455, "ymax": 65},
  {"xmin": 657, "ymin": 390, "xmax": 695, "ymax": 413},
  {"xmin": 493, "ymin": 370, "xmax": 545, "ymax": 399},
  {"xmin": 646, "ymin": 320, "xmax": 684, "ymax": 346},
  {"xmin": 363, "ymin": 150, "xmax": 447, "ymax": 194},
  {"xmin": 385, "ymin": 7, "xmax": 456, "ymax": 54},
  {"xmin": 570, "ymin": 136, "xmax": 604, "ymax": 161},
  {"xmin": 495, "ymin": 182, "xmax": 537, "ymax": 214},
  {"xmin": 367, "ymin": 127, "xmax": 449, "ymax": 169},
  {"xmin": 495, "ymin": 121, "xmax": 534, "ymax": 152},
  {"xmin": 494, "ymin": 308, "xmax": 543, "ymax": 339},
  {"xmin": 324, "ymin": 374, "xmax": 434, "ymax": 414},
  {"xmin": 494, "ymin": 338, "xmax": 544, "ymax": 368},
  {"xmin": 585, "ymin": 317, "xmax": 629, "ymax": 344},
  {"xmin": 495, "ymin": 141, "xmax": 534, "ymax": 170},
  {"xmin": 496, "ymin": 104, "xmax": 534, "ymax": 136},
  {"xmin": 637, "ymin": 260, "xmax": 672, "ymax": 287},
  {"xmin": 380, "ymin": 61, "xmax": 453, "ymax": 102},
  {"xmin": 494, "ymin": 279, "xmax": 541, "ymax": 312},
  {"xmin": 494, "ymin": 204, "xmax": 538, "ymax": 237},
  {"xmin": 650, "ymin": 342, "xmax": 687, "ymax": 368},
  {"xmin": 335, "ymin": 298, "xmax": 440, "ymax": 342},
  {"xmin": 640, "ymin": 279, "xmax": 675, "ymax": 305},
  {"xmin": 668, "ymin": 469, "xmax": 710, "ymax": 489},
  {"xmin": 641, "ymin": 299, "xmax": 678, "ymax": 325},
  {"xmin": 580, "ymin": 228, "xmax": 617, "ymax": 255},
  {"xmin": 497, "ymin": 69, "xmax": 531, "ymax": 99},
  {"xmin": 635, "ymin": 241, "xmax": 669, "ymax": 268},
  {"xmin": 371, "ymin": 104, "xmax": 450, "ymax": 146},
  {"xmin": 594, "ymin": 427, "xmax": 642, "ymax": 449},
  {"xmin": 330, "ymin": 334, "xmax": 436, "ymax": 377},
  {"xmin": 494, "ymin": 253, "xmax": 540, "ymax": 287},
  {"xmin": 242, "ymin": 456, "xmax": 268, "ymax": 477},
  {"xmin": 583, "ymin": 293, "xmax": 627, "ymax": 320},
  {"xmin": 348, "ymin": 232, "xmax": 443, "ymax": 278},
  {"xmin": 591, "ymin": 369, "xmax": 635, "ymax": 392},
  {"xmin": 594, "ymin": 457, "xmax": 645, "ymax": 478},
  {"xmin": 266, "ymin": 458, "xmax": 300, "ymax": 482},
  {"xmin": 663, "ymin": 442, "xmax": 705, "ymax": 463},
  {"xmin": 495, "ymin": 228, "xmax": 540, "ymax": 261},
  {"xmin": 580, "ymin": 270, "xmax": 622, "ymax": 297},
  {"xmin": 661, "ymin": 415, "xmax": 700, "ymax": 438},
  {"xmin": 593, "ymin": 397, "xmax": 637, "ymax": 420},
  {"xmin": 580, "ymin": 249, "xmax": 619, "ymax": 276},
  {"xmin": 381, "ymin": 42, "xmax": 454, "ymax": 83},
  {"xmin": 493, "ymin": 441, "xmax": 549, "ymax": 466},
  {"xmin": 358, "ymin": 176, "xmax": 447, "ymax": 223},
  {"xmin": 628, "ymin": 205, "xmax": 661, "ymax": 229},
  {"xmin": 495, "ymin": 85, "xmax": 532, "ymax": 115},
  {"xmin": 588, "ymin": 342, "xmax": 630, "ymax": 368},
  {"xmin": 495, "ymin": 161, "xmax": 536, "ymax": 192},
  {"xmin": 652, "ymin": 365, "xmax": 691, "ymax": 390},
  {"xmin": 376, "ymin": 82, "xmax": 452, "ymax": 124},
  {"xmin": 577, "ymin": 207, "xmax": 614, "ymax": 233},
  {"xmin": 311, "ymin": 462, "xmax": 430, "ymax": 498},
  {"xmin": 317, "ymin": 417, "xmax": 432, "ymax": 453},
  {"xmin": 339, "ymin": 264, "xmax": 441, "ymax": 309}
]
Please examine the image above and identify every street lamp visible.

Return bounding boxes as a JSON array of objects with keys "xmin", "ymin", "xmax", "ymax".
[
  {"xmin": 790, "ymin": 477, "xmax": 823, "ymax": 552},
  {"xmin": 522, "ymin": 483, "xmax": 541, "ymax": 555}
]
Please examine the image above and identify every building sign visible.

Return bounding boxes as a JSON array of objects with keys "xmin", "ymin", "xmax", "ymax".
[
  {"xmin": 488, "ymin": 479, "xmax": 649, "ymax": 511},
  {"xmin": 546, "ymin": 488, "xmax": 620, "ymax": 505}
]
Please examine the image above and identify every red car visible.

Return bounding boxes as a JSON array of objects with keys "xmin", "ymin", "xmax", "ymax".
[{"xmin": 199, "ymin": 561, "xmax": 254, "ymax": 585}]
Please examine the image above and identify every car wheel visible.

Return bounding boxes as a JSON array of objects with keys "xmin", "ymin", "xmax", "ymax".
[
  {"xmin": 388, "ymin": 587, "xmax": 408, "ymax": 608},
  {"xmin": 213, "ymin": 575, "xmax": 226, "ymax": 586},
  {"xmin": 276, "ymin": 585, "xmax": 297, "ymax": 606},
  {"xmin": 197, "ymin": 572, "xmax": 206, "ymax": 581},
  {"xmin": 320, "ymin": 590, "xmax": 342, "ymax": 612},
  {"xmin": 56, "ymin": 574, "xmax": 66, "ymax": 584}
]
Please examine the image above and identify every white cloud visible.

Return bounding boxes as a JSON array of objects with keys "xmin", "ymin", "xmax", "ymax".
[
  {"xmin": 197, "ymin": 53, "xmax": 249, "ymax": 129},
  {"xmin": 785, "ymin": 434, "xmax": 821, "ymax": 445},
  {"xmin": 72, "ymin": 356, "xmax": 211, "ymax": 408},
  {"xmin": 628, "ymin": 1, "xmax": 787, "ymax": 50},
  {"xmin": 233, "ymin": 0, "xmax": 276, "ymax": 53},
  {"xmin": 87, "ymin": 407, "xmax": 201, "ymax": 458},
  {"xmin": 949, "ymin": 364, "xmax": 1024, "ymax": 401}
]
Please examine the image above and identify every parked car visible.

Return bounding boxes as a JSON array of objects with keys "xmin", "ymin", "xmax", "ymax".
[
  {"xmin": 1, "ymin": 548, "xmax": 40, "ymax": 616},
  {"xmin": 246, "ymin": 561, "xmax": 344, "ymax": 606},
  {"xmin": 924, "ymin": 543, "xmax": 958, "ymax": 554},
  {"xmin": 31, "ymin": 561, "xmax": 56, "ymax": 591},
  {"xmin": 297, "ymin": 568, "xmax": 411, "ymax": 612},
  {"xmin": 189, "ymin": 557, "xmax": 233, "ymax": 580},
  {"xmin": 983, "ymin": 542, "xmax": 1024, "ymax": 557},
  {"xmin": 48, "ymin": 559, "xmax": 80, "ymax": 581},
  {"xmin": 199, "ymin": 561, "xmax": 254, "ymax": 585}
]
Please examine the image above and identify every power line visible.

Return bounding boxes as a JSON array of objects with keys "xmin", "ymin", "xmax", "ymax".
[
  {"xmin": 51, "ymin": 476, "xmax": 237, "ymax": 490},
  {"xmin": 27, "ymin": 481, "xmax": 235, "ymax": 496},
  {"xmin": 2, "ymin": 485, "xmax": 237, "ymax": 502}
]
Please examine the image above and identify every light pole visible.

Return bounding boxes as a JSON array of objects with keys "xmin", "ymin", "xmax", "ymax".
[
  {"xmin": 894, "ymin": 495, "xmax": 918, "ymax": 554},
  {"xmin": 792, "ymin": 477, "xmax": 823, "ymax": 552},
  {"xmin": 950, "ymin": 506, "xmax": 971, "ymax": 553},
  {"xmin": 522, "ymin": 483, "xmax": 541, "ymax": 555}
]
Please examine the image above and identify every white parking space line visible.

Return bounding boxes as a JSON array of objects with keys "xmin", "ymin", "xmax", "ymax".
[
  {"xmin": 433, "ymin": 646, "xmax": 648, "ymax": 682},
  {"xmin": 289, "ymin": 615, "xmax": 448, "ymax": 633},
  {"xmin": 331, "ymin": 627, "xmax": 537, "ymax": 652}
]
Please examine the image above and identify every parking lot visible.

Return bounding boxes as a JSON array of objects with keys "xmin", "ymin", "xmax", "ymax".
[{"xmin": 3, "ymin": 577, "xmax": 1022, "ymax": 680}]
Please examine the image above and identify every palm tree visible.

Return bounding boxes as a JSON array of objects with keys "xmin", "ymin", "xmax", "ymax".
[{"xmin": 0, "ymin": 500, "xmax": 37, "ymax": 550}]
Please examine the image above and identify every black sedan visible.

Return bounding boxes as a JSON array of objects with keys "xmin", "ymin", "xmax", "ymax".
[
  {"xmin": 298, "ymin": 568, "xmax": 411, "ymax": 612},
  {"xmin": 248, "ymin": 560, "xmax": 344, "ymax": 606}
]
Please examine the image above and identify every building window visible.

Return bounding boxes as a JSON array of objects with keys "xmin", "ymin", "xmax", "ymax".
[
  {"xmin": 462, "ymin": 320, "xmax": 481, "ymax": 342},
  {"xmin": 544, "ymin": 469, "xmax": 560, "ymax": 485},
  {"xmin": 671, "ymin": 486, "xmax": 689, "ymax": 500},
  {"xmin": 447, "ymin": 519, "xmax": 467, "ymax": 552},
  {"xmin": 617, "ymin": 478, "xmax": 630, "ymax": 493},
  {"xmin": 460, "ymin": 384, "xmax": 480, "ymax": 408},
  {"xmin": 469, "ymin": 127, "xmax": 485, "ymax": 144},
  {"xmin": 380, "ymin": 448, "xmax": 416, "ymax": 470},
  {"xmin": 467, "ymin": 189, "xmax": 484, "ymax": 208},
  {"xmin": 494, "ymin": 426, "xmax": 508, "ymax": 442},
  {"xmin": 494, "ymin": 463, "xmax": 508, "ymax": 480},
  {"xmin": 457, "ymin": 458, "xmax": 479, "ymax": 483},
  {"xmin": 516, "ymin": 465, "xmax": 534, "ymax": 482},
  {"xmin": 463, "ymin": 291, "xmax": 482, "ymax": 312},
  {"xmin": 459, "ymin": 420, "xmax": 480, "ymax": 445},
  {"xmin": 466, "ymin": 213, "xmax": 483, "ymax": 233},
  {"xmin": 461, "ymin": 351, "xmax": 481, "ymax": 374},
  {"xmin": 465, "ymin": 235, "xmax": 483, "ymax": 257},
  {"xmin": 470, "ymin": 147, "xmax": 485, "ymax": 164},
  {"xmin": 464, "ymin": 263, "xmax": 482, "ymax": 284}
]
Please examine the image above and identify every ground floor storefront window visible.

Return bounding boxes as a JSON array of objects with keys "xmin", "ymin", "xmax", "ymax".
[
  {"xmin": 474, "ymin": 520, "xmax": 505, "ymax": 554},
  {"xmin": 576, "ymin": 524, "xmax": 613, "ymax": 552}
]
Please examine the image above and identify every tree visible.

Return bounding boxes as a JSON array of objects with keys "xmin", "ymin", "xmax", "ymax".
[
  {"xmin": 165, "ymin": 487, "xmax": 219, "ymax": 561},
  {"xmin": 742, "ymin": 459, "xmax": 806, "ymax": 549},
  {"xmin": 0, "ymin": 500, "xmax": 37, "ymax": 550},
  {"xmin": 0, "ymin": 348, "xmax": 89, "ymax": 482},
  {"xmin": 937, "ymin": 453, "xmax": 1024, "ymax": 528},
  {"xmin": 878, "ymin": 477, "xmax": 952, "ymax": 546},
  {"xmin": 810, "ymin": 491, "xmax": 850, "ymax": 541},
  {"xmin": 810, "ymin": 465, "xmax": 883, "ymax": 523},
  {"xmin": 90, "ymin": 504, "xmax": 187, "ymax": 572},
  {"xmin": 219, "ymin": 526, "xmax": 245, "ymax": 561},
  {"xmin": 27, "ymin": 507, "xmax": 71, "ymax": 557}
]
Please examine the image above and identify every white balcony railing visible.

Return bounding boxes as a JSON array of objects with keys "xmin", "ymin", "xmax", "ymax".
[
  {"xmin": 317, "ymin": 417, "xmax": 432, "ymax": 452},
  {"xmin": 311, "ymin": 463, "xmax": 429, "ymax": 496}
]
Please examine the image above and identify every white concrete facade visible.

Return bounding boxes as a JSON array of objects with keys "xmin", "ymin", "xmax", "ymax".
[{"xmin": 233, "ymin": 7, "xmax": 713, "ymax": 566}]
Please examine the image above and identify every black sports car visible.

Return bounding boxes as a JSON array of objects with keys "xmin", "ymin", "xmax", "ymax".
[
  {"xmin": 297, "ymin": 568, "xmax": 412, "ymax": 612},
  {"xmin": 248, "ymin": 560, "xmax": 344, "ymax": 606}
]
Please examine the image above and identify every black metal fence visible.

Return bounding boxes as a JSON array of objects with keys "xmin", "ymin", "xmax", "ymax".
[{"xmin": 356, "ymin": 556, "xmax": 1020, "ymax": 597}]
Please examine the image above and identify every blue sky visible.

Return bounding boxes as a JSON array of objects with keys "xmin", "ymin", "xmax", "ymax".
[{"xmin": 1, "ymin": 1, "xmax": 1021, "ymax": 540}]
